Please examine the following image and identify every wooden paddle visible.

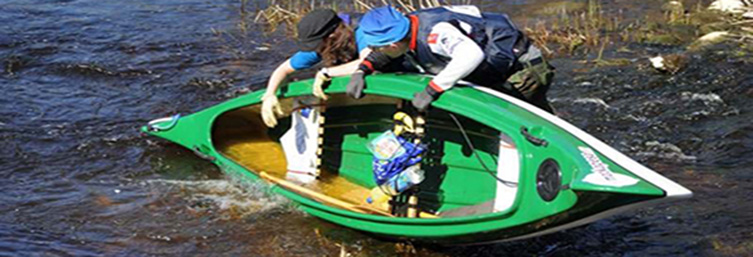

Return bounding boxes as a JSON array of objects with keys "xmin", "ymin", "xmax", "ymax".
[{"xmin": 259, "ymin": 172, "xmax": 396, "ymax": 217}]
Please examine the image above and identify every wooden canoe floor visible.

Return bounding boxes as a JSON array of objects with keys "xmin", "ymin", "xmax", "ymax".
[{"xmin": 216, "ymin": 136, "xmax": 390, "ymax": 212}]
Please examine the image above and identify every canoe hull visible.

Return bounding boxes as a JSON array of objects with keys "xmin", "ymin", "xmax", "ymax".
[{"xmin": 143, "ymin": 73, "xmax": 691, "ymax": 244}]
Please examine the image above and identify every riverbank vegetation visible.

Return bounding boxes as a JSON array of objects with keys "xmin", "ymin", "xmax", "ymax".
[
  {"xmin": 252, "ymin": 0, "xmax": 472, "ymax": 36},
  {"xmin": 251, "ymin": 0, "xmax": 752, "ymax": 67},
  {"xmin": 525, "ymin": 0, "xmax": 752, "ymax": 60}
]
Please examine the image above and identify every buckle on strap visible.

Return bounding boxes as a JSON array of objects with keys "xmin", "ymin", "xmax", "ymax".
[
  {"xmin": 512, "ymin": 32, "xmax": 531, "ymax": 58},
  {"xmin": 527, "ymin": 57, "xmax": 543, "ymax": 66},
  {"xmin": 516, "ymin": 44, "xmax": 544, "ymax": 68}
]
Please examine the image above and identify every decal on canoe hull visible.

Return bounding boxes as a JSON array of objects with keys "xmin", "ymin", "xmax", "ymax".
[{"xmin": 579, "ymin": 146, "xmax": 638, "ymax": 187}]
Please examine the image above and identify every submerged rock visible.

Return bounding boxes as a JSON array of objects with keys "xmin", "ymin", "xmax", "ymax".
[
  {"xmin": 662, "ymin": 1, "xmax": 685, "ymax": 23},
  {"xmin": 698, "ymin": 31, "xmax": 730, "ymax": 42},
  {"xmin": 649, "ymin": 54, "xmax": 687, "ymax": 74},
  {"xmin": 708, "ymin": 0, "xmax": 747, "ymax": 13},
  {"xmin": 662, "ymin": 0, "xmax": 684, "ymax": 11},
  {"xmin": 688, "ymin": 31, "xmax": 730, "ymax": 50}
]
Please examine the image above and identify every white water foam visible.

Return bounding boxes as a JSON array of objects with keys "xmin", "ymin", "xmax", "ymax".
[
  {"xmin": 573, "ymin": 98, "xmax": 611, "ymax": 109},
  {"xmin": 144, "ymin": 178, "xmax": 290, "ymax": 217},
  {"xmin": 637, "ymin": 140, "xmax": 697, "ymax": 161},
  {"xmin": 624, "ymin": 114, "xmax": 648, "ymax": 122},
  {"xmin": 680, "ymin": 92, "xmax": 725, "ymax": 106},
  {"xmin": 678, "ymin": 91, "xmax": 739, "ymax": 119}
]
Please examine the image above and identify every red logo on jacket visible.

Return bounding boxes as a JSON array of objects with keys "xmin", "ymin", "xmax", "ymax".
[{"xmin": 427, "ymin": 33, "xmax": 438, "ymax": 44}]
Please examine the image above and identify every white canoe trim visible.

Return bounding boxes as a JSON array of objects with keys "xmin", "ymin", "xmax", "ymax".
[
  {"xmin": 461, "ymin": 83, "xmax": 692, "ymax": 199},
  {"xmin": 446, "ymin": 82, "xmax": 692, "ymax": 245},
  {"xmin": 340, "ymin": 76, "xmax": 691, "ymax": 244},
  {"xmin": 477, "ymin": 194, "xmax": 678, "ymax": 244}
]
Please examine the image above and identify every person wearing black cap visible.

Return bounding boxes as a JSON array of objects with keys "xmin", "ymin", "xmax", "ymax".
[{"xmin": 261, "ymin": 9, "xmax": 394, "ymax": 128}]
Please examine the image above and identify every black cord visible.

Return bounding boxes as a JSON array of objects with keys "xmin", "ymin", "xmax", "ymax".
[{"xmin": 448, "ymin": 113, "xmax": 518, "ymax": 187}]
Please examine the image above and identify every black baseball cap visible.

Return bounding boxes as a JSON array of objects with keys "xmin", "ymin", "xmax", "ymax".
[{"xmin": 297, "ymin": 9, "xmax": 342, "ymax": 51}]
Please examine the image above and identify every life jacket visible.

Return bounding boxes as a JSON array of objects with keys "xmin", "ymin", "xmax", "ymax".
[{"xmin": 409, "ymin": 6, "xmax": 529, "ymax": 84}]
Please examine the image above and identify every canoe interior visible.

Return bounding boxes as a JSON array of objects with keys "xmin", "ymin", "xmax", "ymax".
[{"xmin": 212, "ymin": 93, "xmax": 518, "ymax": 216}]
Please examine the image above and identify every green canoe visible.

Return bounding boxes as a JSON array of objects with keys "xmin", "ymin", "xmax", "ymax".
[{"xmin": 142, "ymin": 73, "xmax": 691, "ymax": 244}]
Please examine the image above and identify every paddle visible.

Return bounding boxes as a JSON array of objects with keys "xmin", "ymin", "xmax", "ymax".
[{"xmin": 259, "ymin": 172, "xmax": 395, "ymax": 217}]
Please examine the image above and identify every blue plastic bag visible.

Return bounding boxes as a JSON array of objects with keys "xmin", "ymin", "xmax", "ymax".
[{"xmin": 372, "ymin": 137, "xmax": 425, "ymax": 185}]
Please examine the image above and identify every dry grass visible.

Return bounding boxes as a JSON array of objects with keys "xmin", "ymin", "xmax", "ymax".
[
  {"xmin": 524, "ymin": 0, "xmax": 752, "ymax": 64},
  {"xmin": 721, "ymin": 6, "xmax": 753, "ymax": 42},
  {"xmin": 252, "ymin": 0, "xmax": 752, "ymax": 60},
  {"xmin": 524, "ymin": 0, "xmax": 626, "ymax": 58},
  {"xmin": 254, "ymin": 0, "xmax": 472, "ymax": 37}
]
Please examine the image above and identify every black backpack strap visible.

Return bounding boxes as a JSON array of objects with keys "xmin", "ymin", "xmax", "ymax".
[
  {"xmin": 446, "ymin": 19, "xmax": 469, "ymax": 36},
  {"xmin": 511, "ymin": 31, "xmax": 531, "ymax": 59}
]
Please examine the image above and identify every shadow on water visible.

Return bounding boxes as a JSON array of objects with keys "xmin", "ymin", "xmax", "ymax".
[{"xmin": 1, "ymin": 0, "xmax": 752, "ymax": 256}]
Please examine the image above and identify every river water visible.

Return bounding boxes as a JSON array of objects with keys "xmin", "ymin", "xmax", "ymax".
[{"xmin": 1, "ymin": 0, "xmax": 752, "ymax": 256}]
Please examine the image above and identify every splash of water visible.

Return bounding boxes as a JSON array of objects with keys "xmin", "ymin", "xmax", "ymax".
[{"xmin": 143, "ymin": 178, "xmax": 290, "ymax": 218}]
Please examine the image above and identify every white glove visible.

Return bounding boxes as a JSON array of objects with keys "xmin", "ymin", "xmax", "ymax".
[
  {"xmin": 261, "ymin": 94, "xmax": 283, "ymax": 128},
  {"xmin": 312, "ymin": 68, "xmax": 331, "ymax": 100}
]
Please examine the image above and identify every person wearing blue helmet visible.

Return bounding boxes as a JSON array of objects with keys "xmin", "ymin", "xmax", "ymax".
[
  {"xmin": 260, "ymin": 9, "xmax": 395, "ymax": 127},
  {"xmin": 346, "ymin": 5, "xmax": 555, "ymax": 113}
]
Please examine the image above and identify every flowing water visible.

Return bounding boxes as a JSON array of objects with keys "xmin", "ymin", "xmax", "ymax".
[{"xmin": 1, "ymin": 0, "xmax": 752, "ymax": 256}]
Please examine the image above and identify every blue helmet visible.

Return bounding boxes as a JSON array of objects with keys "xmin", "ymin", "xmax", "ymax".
[{"xmin": 360, "ymin": 6, "xmax": 410, "ymax": 47}]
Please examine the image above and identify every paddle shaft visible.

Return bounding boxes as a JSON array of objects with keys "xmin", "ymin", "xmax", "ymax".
[
  {"xmin": 407, "ymin": 115, "xmax": 425, "ymax": 218},
  {"xmin": 259, "ymin": 172, "xmax": 395, "ymax": 217}
]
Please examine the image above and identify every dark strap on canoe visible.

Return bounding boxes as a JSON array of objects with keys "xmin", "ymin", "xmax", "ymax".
[{"xmin": 521, "ymin": 126, "xmax": 548, "ymax": 147}]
